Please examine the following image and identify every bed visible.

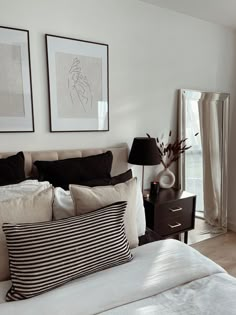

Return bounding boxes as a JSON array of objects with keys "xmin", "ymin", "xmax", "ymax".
[{"xmin": 0, "ymin": 146, "xmax": 236, "ymax": 315}]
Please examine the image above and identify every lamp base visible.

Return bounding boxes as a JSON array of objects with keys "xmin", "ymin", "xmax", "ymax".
[{"xmin": 141, "ymin": 166, "xmax": 150, "ymax": 199}]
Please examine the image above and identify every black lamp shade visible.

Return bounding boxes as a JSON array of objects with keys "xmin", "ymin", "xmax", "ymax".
[{"xmin": 128, "ymin": 137, "xmax": 161, "ymax": 166}]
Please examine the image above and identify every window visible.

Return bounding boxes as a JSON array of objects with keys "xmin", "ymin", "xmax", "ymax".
[{"xmin": 185, "ymin": 100, "xmax": 203, "ymax": 213}]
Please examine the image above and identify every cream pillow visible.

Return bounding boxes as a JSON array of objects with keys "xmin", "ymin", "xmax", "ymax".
[
  {"xmin": 53, "ymin": 186, "xmax": 146, "ymax": 237},
  {"xmin": 0, "ymin": 187, "xmax": 54, "ymax": 281},
  {"xmin": 69, "ymin": 178, "xmax": 138, "ymax": 249}
]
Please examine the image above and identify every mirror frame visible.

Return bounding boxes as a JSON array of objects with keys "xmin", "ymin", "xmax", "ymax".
[{"xmin": 178, "ymin": 89, "xmax": 230, "ymax": 228}]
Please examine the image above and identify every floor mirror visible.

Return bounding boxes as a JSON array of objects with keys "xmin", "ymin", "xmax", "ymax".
[{"xmin": 178, "ymin": 89, "xmax": 230, "ymax": 243}]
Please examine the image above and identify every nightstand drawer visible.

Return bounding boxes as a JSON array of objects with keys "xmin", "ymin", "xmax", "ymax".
[
  {"xmin": 155, "ymin": 198, "xmax": 194, "ymax": 221},
  {"xmin": 155, "ymin": 214, "xmax": 193, "ymax": 236}
]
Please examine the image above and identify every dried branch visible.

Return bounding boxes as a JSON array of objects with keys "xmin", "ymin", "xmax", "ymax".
[{"xmin": 148, "ymin": 131, "xmax": 198, "ymax": 169}]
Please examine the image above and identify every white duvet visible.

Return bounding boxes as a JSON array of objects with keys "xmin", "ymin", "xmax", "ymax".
[{"xmin": 0, "ymin": 240, "xmax": 235, "ymax": 315}]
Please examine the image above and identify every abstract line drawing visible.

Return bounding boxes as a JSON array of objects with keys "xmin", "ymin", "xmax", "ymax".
[{"xmin": 68, "ymin": 57, "xmax": 93, "ymax": 112}]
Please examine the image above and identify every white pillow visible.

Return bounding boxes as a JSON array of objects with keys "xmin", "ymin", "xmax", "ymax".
[
  {"xmin": 53, "ymin": 185, "xmax": 146, "ymax": 237},
  {"xmin": 0, "ymin": 187, "xmax": 54, "ymax": 281},
  {"xmin": 0, "ymin": 179, "xmax": 51, "ymax": 202},
  {"xmin": 53, "ymin": 187, "xmax": 75, "ymax": 219},
  {"xmin": 69, "ymin": 178, "xmax": 138, "ymax": 248}
]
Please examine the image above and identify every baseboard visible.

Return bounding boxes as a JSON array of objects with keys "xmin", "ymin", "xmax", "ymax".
[{"xmin": 228, "ymin": 221, "xmax": 236, "ymax": 232}]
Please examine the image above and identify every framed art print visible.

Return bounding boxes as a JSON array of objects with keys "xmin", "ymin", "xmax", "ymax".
[
  {"xmin": 45, "ymin": 34, "xmax": 109, "ymax": 132},
  {"xmin": 0, "ymin": 26, "xmax": 34, "ymax": 132}
]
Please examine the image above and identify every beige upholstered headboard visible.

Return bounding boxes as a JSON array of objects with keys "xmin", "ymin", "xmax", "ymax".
[{"xmin": 0, "ymin": 146, "xmax": 129, "ymax": 178}]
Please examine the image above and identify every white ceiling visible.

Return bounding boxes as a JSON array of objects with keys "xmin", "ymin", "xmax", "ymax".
[{"xmin": 140, "ymin": 0, "xmax": 236, "ymax": 30}]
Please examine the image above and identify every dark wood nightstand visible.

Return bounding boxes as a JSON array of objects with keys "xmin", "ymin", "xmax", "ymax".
[{"xmin": 142, "ymin": 188, "xmax": 196, "ymax": 244}]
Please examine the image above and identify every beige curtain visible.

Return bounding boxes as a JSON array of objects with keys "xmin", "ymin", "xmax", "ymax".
[{"xmin": 198, "ymin": 98, "xmax": 223, "ymax": 228}]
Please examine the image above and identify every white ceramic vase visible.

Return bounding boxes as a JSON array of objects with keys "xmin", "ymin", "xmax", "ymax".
[{"xmin": 158, "ymin": 168, "xmax": 175, "ymax": 189}]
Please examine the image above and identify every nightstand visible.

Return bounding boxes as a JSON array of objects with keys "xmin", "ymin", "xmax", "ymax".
[{"xmin": 143, "ymin": 188, "xmax": 196, "ymax": 244}]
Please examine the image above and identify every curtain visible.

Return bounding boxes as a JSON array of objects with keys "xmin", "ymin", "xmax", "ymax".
[
  {"xmin": 185, "ymin": 101, "xmax": 204, "ymax": 213},
  {"xmin": 198, "ymin": 97, "xmax": 225, "ymax": 229}
]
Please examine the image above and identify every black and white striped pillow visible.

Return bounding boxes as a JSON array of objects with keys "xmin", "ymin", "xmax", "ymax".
[{"xmin": 3, "ymin": 201, "xmax": 132, "ymax": 301}]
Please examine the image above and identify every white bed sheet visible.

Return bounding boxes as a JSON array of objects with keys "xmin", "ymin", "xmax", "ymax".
[{"xmin": 0, "ymin": 240, "xmax": 235, "ymax": 315}]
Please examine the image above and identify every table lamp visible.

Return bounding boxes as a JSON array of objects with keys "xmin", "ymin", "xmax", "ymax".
[{"xmin": 128, "ymin": 137, "xmax": 161, "ymax": 195}]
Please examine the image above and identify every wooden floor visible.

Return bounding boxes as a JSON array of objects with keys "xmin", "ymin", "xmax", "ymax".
[
  {"xmin": 188, "ymin": 217, "xmax": 225, "ymax": 245},
  {"xmin": 191, "ymin": 231, "xmax": 236, "ymax": 277}
]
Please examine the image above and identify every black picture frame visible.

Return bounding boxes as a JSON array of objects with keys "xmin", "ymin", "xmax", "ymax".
[
  {"xmin": 45, "ymin": 34, "xmax": 109, "ymax": 132},
  {"xmin": 0, "ymin": 26, "xmax": 34, "ymax": 132}
]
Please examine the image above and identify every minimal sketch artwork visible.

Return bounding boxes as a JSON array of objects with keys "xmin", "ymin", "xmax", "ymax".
[
  {"xmin": 68, "ymin": 57, "xmax": 92, "ymax": 111},
  {"xmin": 0, "ymin": 43, "xmax": 25, "ymax": 117},
  {"xmin": 55, "ymin": 52, "xmax": 102, "ymax": 119}
]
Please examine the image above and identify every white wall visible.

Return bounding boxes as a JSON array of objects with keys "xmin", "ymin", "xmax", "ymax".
[{"xmin": 0, "ymin": 0, "xmax": 236, "ymax": 227}]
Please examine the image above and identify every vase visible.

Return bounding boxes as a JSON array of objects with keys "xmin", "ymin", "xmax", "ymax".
[{"xmin": 158, "ymin": 168, "xmax": 175, "ymax": 189}]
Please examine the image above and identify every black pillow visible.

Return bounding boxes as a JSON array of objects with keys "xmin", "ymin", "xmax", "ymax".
[
  {"xmin": 0, "ymin": 152, "xmax": 25, "ymax": 186},
  {"xmin": 77, "ymin": 169, "xmax": 133, "ymax": 187},
  {"xmin": 34, "ymin": 151, "xmax": 113, "ymax": 189},
  {"xmin": 110, "ymin": 169, "xmax": 133, "ymax": 185}
]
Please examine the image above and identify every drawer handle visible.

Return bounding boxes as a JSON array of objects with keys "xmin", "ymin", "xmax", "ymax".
[
  {"xmin": 169, "ymin": 207, "xmax": 183, "ymax": 212},
  {"xmin": 168, "ymin": 222, "xmax": 182, "ymax": 229}
]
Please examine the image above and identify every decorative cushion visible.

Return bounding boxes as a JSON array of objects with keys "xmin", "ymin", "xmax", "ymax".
[
  {"xmin": 53, "ymin": 170, "xmax": 133, "ymax": 220},
  {"xmin": 34, "ymin": 151, "xmax": 113, "ymax": 189},
  {"xmin": 0, "ymin": 187, "xmax": 53, "ymax": 281},
  {"xmin": 69, "ymin": 178, "xmax": 139, "ymax": 248},
  {"xmin": 53, "ymin": 173, "xmax": 146, "ymax": 237},
  {"xmin": 3, "ymin": 201, "xmax": 132, "ymax": 301},
  {"xmin": 0, "ymin": 152, "xmax": 25, "ymax": 186}
]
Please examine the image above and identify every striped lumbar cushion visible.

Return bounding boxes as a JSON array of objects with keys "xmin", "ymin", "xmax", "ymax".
[{"xmin": 3, "ymin": 201, "xmax": 132, "ymax": 301}]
